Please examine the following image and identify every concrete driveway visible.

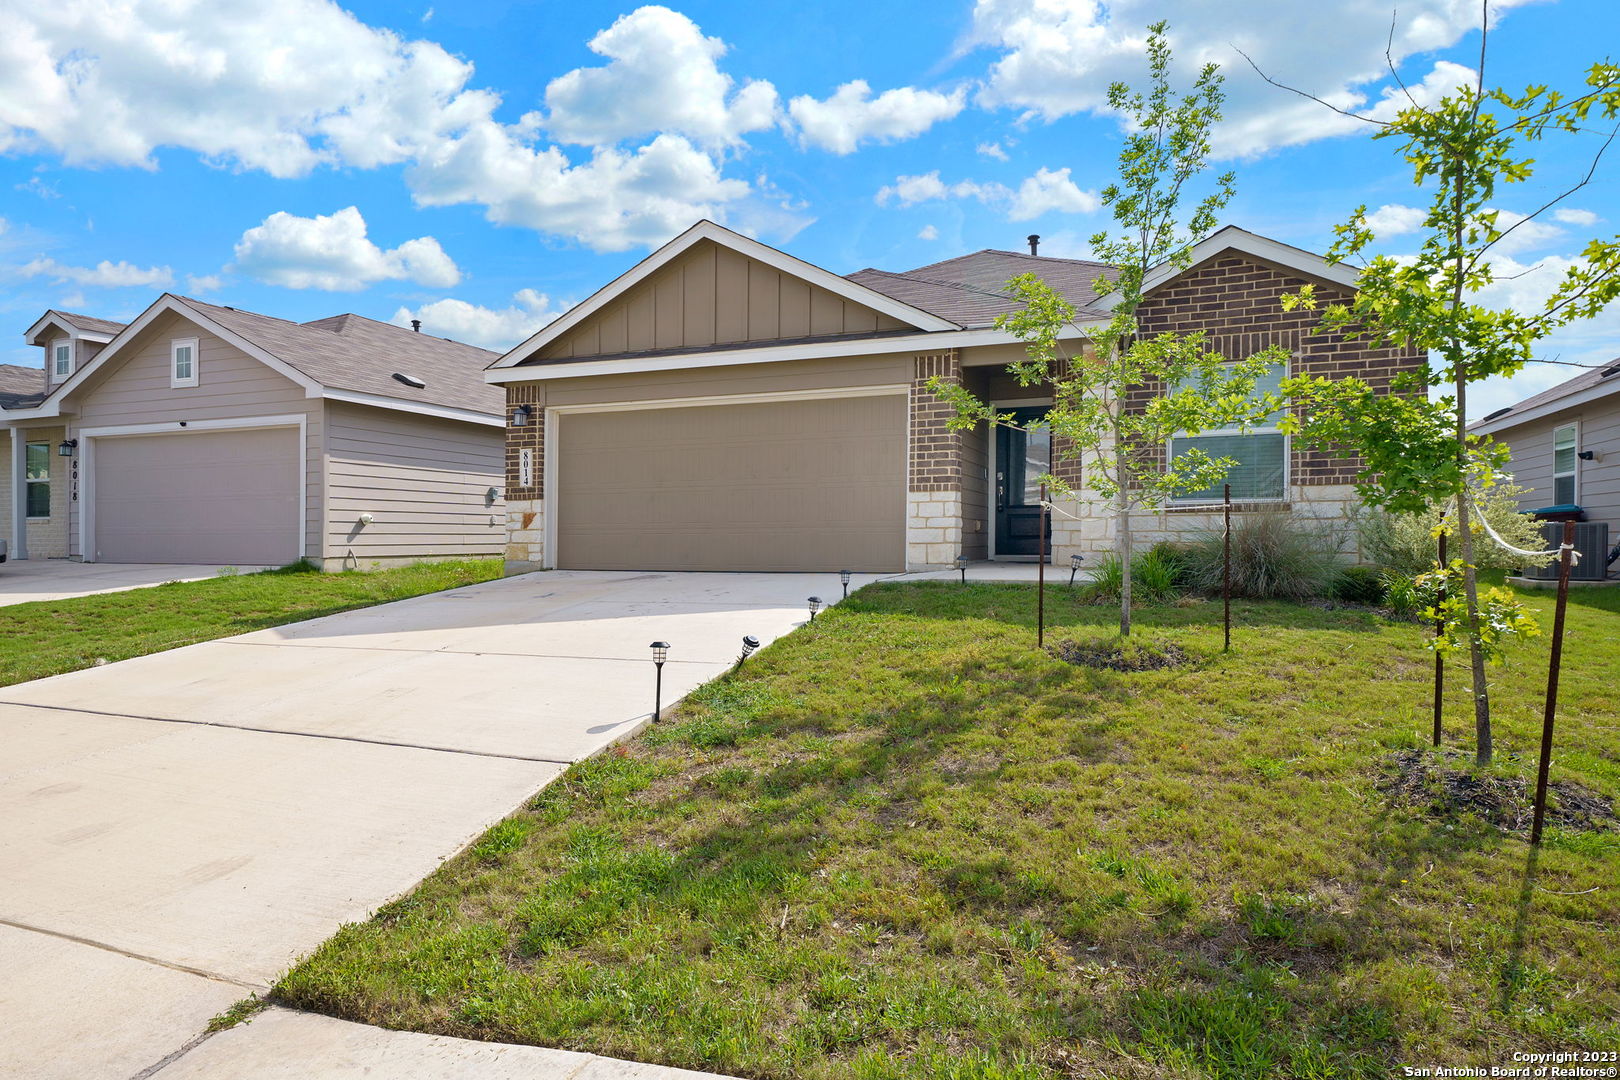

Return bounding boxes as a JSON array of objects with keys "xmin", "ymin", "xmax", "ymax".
[
  {"xmin": 0, "ymin": 559, "xmax": 275, "ymax": 607},
  {"xmin": 0, "ymin": 569, "xmax": 855, "ymax": 1080}
]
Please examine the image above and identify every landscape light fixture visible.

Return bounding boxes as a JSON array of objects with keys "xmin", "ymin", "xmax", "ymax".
[
  {"xmin": 839, "ymin": 569, "xmax": 852, "ymax": 598},
  {"xmin": 649, "ymin": 641, "xmax": 670, "ymax": 721},
  {"xmin": 954, "ymin": 555, "xmax": 969, "ymax": 584},
  {"xmin": 1069, "ymin": 553, "xmax": 1085, "ymax": 587},
  {"xmin": 807, "ymin": 596, "xmax": 822, "ymax": 621},
  {"xmin": 57, "ymin": 438, "xmax": 78, "ymax": 458},
  {"xmin": 511, "ymin": 403, "xmax": 532, "ymax": 427},
  {"xmin": 738, "ymin": 634, "xmax": 760, "ymax": 665}
]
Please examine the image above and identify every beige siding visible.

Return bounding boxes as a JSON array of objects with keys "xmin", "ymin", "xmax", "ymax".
[
  {"xmin": 537, "ymin": 239, "xmax": 911, "ymax": 361},
  {"xmin": 542, "ymin": 354, "xmax": 911, "ymax": 410},
  {"xmin": 324, "ymin": 402, "xmax": 504, "ymax": 562},
  {"xmin": 67, "ymin": 311, "xmax": 323, "ymax": 558},
  {"xmin": 1502, "ymin": 396, "xmax": 1620, "ymax": 527},
  {"xmin": 2, "ymin": 425, "xmax": 71, "ymax": 558}
]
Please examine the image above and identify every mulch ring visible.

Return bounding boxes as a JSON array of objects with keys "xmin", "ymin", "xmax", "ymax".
[
  {"xmin": 1048, "ymin": 637, "xmax": 1193, "ymax": 672},
  {"xmin": 1382, "ymin": 748, "xmax": 1619, "ymax": 833}
]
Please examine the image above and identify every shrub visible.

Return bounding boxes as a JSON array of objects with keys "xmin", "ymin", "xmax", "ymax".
[
  {"xmin": 1082, "ymin": 545, "xmax": 1184, "ymax": 605},
  {"xmin": 1181, "ymin": 512, "xmax": 1344, "ymax": 601},
  {"xmin": 1358, "ymin": 478, "xmax": 1554, "ymax": 575},
  {"xmin": 1332, "ymin": 565, "xmax": 1387, "ymax": 605},
  {"xmin": 1382, "ymin": 571, "xmax": 1428, "ymax": 622}
]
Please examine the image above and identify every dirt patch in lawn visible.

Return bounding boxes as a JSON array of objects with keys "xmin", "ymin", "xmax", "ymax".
[
  {"xmin": 1382, "ymin": 749, "xmax": 1619, "ymax": 833},
  {"xmin": 1049, "ymin": 637, "xmax": 1194, "ymax": 672}
]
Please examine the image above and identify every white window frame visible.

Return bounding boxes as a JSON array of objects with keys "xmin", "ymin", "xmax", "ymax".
[
  {"xmin": 171, "ymin": 337, "xmax": 199, "ymax": 388},
  {"xmin": 24, "ymin": 441, "xmax": 52, "ymax": 520},
  {"xmin": 50, "ymin": 338, "xmax": 73, "ymax": 382},
  {"xmin": 1552, "ymin": 421, "xmax": 1579, "ymax": 505},
  {"xmin": 1166, "ymin": 358, "xmax": 1290, "ymax": 505}
]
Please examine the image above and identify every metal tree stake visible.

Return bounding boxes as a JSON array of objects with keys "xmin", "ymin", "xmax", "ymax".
[
  {"xmin": 1531, "ymin": 520, "xmax": 1577, "ymax": 847},
  {"xmin": 1037, "ymin": 483, "xmax": 1048, "ymax": 649},
  {"xmin": 1433, "ymin": 527, "xmax": 1448, "ymax": 747},
  {"xmin": 1223, "ymin": 483, "xmax": 1232, "ymax": 652}
]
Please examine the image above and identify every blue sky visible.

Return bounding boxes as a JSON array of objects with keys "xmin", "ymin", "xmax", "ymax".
[{"xmin": 3, "ymin": 0, "xmax": 1618, "ymax": 418}]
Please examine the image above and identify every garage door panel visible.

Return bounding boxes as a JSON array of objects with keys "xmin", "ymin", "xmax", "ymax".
[
  {"xmin": 557, "ymin": 395, "xmax": 904, "ymax": 572},
  {"xmin": 94, "ymin": 428, "xmax": 301, "ymax": 565}
]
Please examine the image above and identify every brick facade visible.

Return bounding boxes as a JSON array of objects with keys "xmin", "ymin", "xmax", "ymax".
[
  {"xmin": 505, "ymin": 383, "xmax": 544, "ymax": 501},
  {"xmin": 909, "ymin": 351, "xmax": 962, "ymax": 493},
  {"xmin": 1133, "ymin": 253, "xmax": 1426, "ymax": 486}
]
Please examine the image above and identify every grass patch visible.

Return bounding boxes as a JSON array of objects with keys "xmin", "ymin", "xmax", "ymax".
[
  {"xmin": 0, "ymin": 558, "xmax": 501, "ymax": 687},
  {"xmin": 276, "ymin": 580, "xmax": 1620, "ymax": 1078}
]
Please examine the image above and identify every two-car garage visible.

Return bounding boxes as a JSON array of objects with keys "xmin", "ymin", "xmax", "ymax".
[
  {"xmin": 552, "ymin": 393, "xmax": 906, "ymax": 573},
  {"xmin": 88, "ymin": 426, "xmax": 302, "ymax": 565}
]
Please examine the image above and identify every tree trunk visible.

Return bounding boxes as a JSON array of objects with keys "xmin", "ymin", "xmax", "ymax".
[
  {"xmin": 1453, "ymin": 374, "xmax": 1492, "ymax": 765},
  {"xmin": 1118, "ymin": 494, "xmax": 1134, "ymax": 638}
]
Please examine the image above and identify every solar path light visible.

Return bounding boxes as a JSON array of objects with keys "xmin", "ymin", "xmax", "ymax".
[
  {"xmin": 839, "ymin": 569, "xmax": 852, "ymax": 599},
  {"xmin": 1069, "ymin": 553, "xmax": 1085, "ymax": 587},
  {"xmin": 738, "ymin": 635, "xmax": 760, "ymax": 665},
  {"xmin": 649, "ymin": 641, "xmax": 670, "ymax": 721},
  {"xmin": 807, "ymin": 596, "xmax": 822, "ymax": 621},
  {"xmin": 955, "ymin": 555, "xmax": 969, "ymax": 584}
]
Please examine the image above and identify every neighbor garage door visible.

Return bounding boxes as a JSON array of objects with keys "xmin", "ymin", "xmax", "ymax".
[
  {"xmin": 555, "ymin": 394, "xmax": 906, "ymax": 572},
  {"xmin": 92, "ymin": 427, "xmax": 302, "ymax": 564}
]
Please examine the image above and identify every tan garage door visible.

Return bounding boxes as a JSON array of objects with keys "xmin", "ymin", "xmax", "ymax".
[
  {"xmin": 556, "ymin": 394, "xmax": 905, "ymax": 572},
  {"xmin": 93, "ymin": 427, "xmax": 302, "ymax": 564}
]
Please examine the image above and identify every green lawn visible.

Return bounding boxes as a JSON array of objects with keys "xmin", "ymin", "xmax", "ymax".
[
  {"xmin": 275, "ymin": 581, "xmax": 1620, "ymax": 1079},
  {"xmin": 0, "ymin": 559, "xmax": 502, "ymax": 688}
]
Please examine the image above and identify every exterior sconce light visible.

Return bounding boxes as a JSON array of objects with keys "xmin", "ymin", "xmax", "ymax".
[
  {"xmin": 511, "ymin": 403, "xmax": 532, "ymax": 427},
  {"xmin": 649, "ymin": 641, "xmax": 670, "ymax": 721},
  {"xmin": 738, "ymin": 635, "xmax": 759, "ymax": 665},
  {"xmin": 839, "ymin": 569, "xmax": 852, "ymax": 599},
  {"xmin": 1577, "ymin": 449, "xmax": 1596, "ymax": 461},
  {"xmin": 954, "ymin": 555, "xmax": 969, "ymax": 584},
  {"xmin": 807, "ymin": 596, "xmax": 822, "ymax": 621},
  {"xmin": 57, "ymin": 438, "xmax": 78, "ymax": 458},
  {"xmin": 1069, "ymin": 553, "xmax": 1085, "ymax": 587}
]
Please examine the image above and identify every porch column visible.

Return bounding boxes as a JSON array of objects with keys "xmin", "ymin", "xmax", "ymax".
[
  {"xmin": 907, "ymin": 350, "xmax": 964, "ymax": 570},
  {"xmin": 9, "ymin": 426, "xmax": 27, "ymax": 560}
]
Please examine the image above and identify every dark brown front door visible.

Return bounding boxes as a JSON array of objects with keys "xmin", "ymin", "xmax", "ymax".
[{"xmin": 995, "ymin": 407, "xmax": 1052, "ymax": 558}]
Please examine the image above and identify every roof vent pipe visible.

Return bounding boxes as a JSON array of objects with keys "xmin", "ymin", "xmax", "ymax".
[
  {"xmin": 1027, "ymin": 234, "xmax": 1040, "ymax": 256},
  {"xmin": 410, "ymin": 319, "xmax": 421, "ymax": 333}
]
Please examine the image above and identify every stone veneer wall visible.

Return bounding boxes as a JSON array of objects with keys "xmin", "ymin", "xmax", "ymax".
[{"xmin": 504, "ymin": 383, "xmax": 546, "ymax": 572}]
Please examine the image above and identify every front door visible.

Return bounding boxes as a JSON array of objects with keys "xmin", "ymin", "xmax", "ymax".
[{"xmin": 995, "ymin": 407, "xmax": 1053, "ymax": 558}]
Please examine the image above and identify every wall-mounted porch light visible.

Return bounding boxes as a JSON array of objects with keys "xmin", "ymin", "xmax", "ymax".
[
  {"xmin": 57, "ymin": 438, "xmax": 78, "ymax": 458},
  {"xmin": 511, "ymin": 403, "xmax": 533, "ymax": 427}
]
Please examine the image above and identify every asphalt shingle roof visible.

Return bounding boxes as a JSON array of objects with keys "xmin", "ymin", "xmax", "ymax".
[
  {"xmin": 51, "ymin": 311, "xmax": 129, "ymax": 336},
  {"xmin": 1475, "ymin": 359, "xmax": 1620, "ymax": 428},
  {"xmin": 847, "ymin": 249, "xmax": 1115, "ymax": 328},
  {"xmin": 0, "ymin": 363, "xmax": 46, "ymax": 409},
  {"xmin": 173, "ymin": 299, "xmax": 503, "ymax": 416}
]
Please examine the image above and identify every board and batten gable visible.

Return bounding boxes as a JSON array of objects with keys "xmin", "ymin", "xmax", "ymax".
[
  {"xmin": 323, "ymin": 401, "xmax": 504, "ymax": 564},
  {"xmin": 63, "ymin": 310, "xmax": 324, "ymax": 559},
  {"xmin": 1500, "ymin": 395, "xmax": 1620, "ymax": 527},
  {"xmin": 535, "ymin": 238, "xmax": 913, "ymax": 362}
]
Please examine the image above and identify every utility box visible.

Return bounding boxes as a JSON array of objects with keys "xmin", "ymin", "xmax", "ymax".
[{"xmin": 1521, "ymin": 521, "xmax": 1609, "ymax": 581}]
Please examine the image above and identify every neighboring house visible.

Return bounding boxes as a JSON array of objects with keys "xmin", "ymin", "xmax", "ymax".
[
  {"xmin": 2, "ymin": 297, "xmax": 506, "ymax": 568},
  {"xmin": 487, "ymin": 220, "xmax": 1425, "ymax": 574},
  {"xmin": 1471, "ymin": 360, "xmax": 1620, "ymax": 562}
]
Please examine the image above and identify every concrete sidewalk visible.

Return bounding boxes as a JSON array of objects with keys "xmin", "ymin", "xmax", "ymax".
[
  {"xmin": 0, "ymin": 559, "xmax": 274, "ymax": 606},
  {"xmin": 0, "ymin": 569, "xmax": 848, "ymax": 1079}
]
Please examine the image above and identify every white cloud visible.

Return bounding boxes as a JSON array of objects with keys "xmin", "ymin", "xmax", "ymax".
[
  {"xmin": 543, "ymin": 6, "xmax": 778, "ymax": 148},
  {"xmin": 1363, "ymin": 204, "xmax": 1427, "ymax": 237},
  {"xmin": 232, "ymin": 206, "xmax": 461, "ymax": 291},
  {"xmin": 19, "ymin": 256, "xmax": 173, "ymax": 288},
  {"xmin": 787, "ymin": 80, "xmax": 965, "ymax": 155},
  {"xmin": 0, "ymin": 0, "xmax": 488, "ymax": 176},
  {"xmin": 408, "ymin": 129, "xmax": 749, "ymax": 253},
  {"xmin": 1553, "ymin": 208, "xmax": 1599, "ymax": 228},
  {"xmin": 976, "ymin": 141, "xmax": 1009, "ymax": 161},
  {"xmin": 392, "ymin": 288, "xmax": 565, "ymax": 350},
  {"xmin": 185, "ymin": 274, "xmax": 222, "ymax": 295},
  {"xmin": 877, "ymin": 167, "xmax": 1098, "ymax": 221},
  {"xmin": 969, "ymin": 0, "xmax": 1537, "ymax": 157},
  {"xmin": 1008, "ymin": 166, "xmax": 1099, "ymax": 220},
  {"xmin": 918, "ymin": 224, "xmax": 940, "ymax": 240}
]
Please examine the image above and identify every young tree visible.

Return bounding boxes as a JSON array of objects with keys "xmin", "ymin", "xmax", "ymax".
[
  {"xmin": 929, "ymin": 21, "xmax": 1287, "ymax": 636},
  {"xmin": 1264, "ymin": 10, "xmax": 1620, "ymax": 763}
]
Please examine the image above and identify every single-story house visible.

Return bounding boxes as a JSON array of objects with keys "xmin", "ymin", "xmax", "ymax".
[
  {"xmin": 486, "ymin": 220, "xmax": 1425, "ymax": 574},
  {"xmin": 2, "ymin": 297, "xmax": 506, "ymax": 568},
  {"xmin": 1471, "ymin": 360, "xmax": 1619, "ymax": 576}
]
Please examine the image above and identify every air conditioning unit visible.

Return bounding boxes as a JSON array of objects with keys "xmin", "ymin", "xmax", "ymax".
[{"xmin": 1522, "ymin": 521, "xmax": 1609, "ymax": 581}]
